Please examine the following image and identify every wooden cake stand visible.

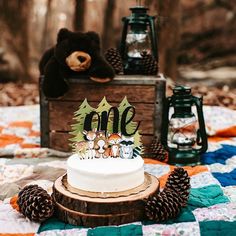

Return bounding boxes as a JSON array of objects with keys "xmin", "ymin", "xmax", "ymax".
[{"xmin": 53, "ymin": 173, "xmax": 159, "ymax": 227}]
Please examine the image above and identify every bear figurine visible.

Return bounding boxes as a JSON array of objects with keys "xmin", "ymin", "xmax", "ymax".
[{"xmin": 39, "ymin": 28, "xmax": 115, "ymax": 98}]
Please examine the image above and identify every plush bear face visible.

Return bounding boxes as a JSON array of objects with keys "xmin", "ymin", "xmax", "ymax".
[{"xmin": 54, "ymin": 28, "xmax": 100, "ymax": 70}]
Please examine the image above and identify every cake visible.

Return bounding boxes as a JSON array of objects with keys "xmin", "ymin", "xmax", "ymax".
[
  {"xmin": 67, "ymin": 154, "xmax": 144, "ymax": 192},
  {"xmin": 54, "ymin": 98, "xmax": 160, "ymax": 227}
]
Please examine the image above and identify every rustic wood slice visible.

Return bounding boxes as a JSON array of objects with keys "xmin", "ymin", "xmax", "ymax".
[{"xmin": 53, "ymin": 173, "xmax": 159, "ymax": 227}]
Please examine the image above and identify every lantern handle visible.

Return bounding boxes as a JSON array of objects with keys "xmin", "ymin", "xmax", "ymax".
[
  {"xmin": 119, "ymin": 18, "xmax": 129, "ymax": 60},
  {"xmin": 147, "ymin": 17, "xmax": 158, "ymax": 60},
  {"xmin": 192, "ymin": 97, "xmax": 208, "ymax": 154},
  {"xmin": 161, "ymin": 97, "xmax": 171, "ymax": 149}
]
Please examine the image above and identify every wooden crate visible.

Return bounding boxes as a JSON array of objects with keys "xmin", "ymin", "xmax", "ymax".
[{"xmin": 40, "ymin": 75, "xmax": 166, "ymax": 152}]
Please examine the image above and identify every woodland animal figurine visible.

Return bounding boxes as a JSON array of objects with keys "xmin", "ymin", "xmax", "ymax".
[
  {"xmin": 107, "ymin": 133, "xmax": 121, "ymax": 158},
  {"xmin": 94, "ymin": 131, "xmax": 108, "ymax": 158},
  {"xmin": 83, "ymin": 129, "xmax": 97, "ymax": 159},
  {"xmin": 120, "ymin": 135, "xmax": 134, "ymax": 159},
  {"xmin": 74, "ymin": 141, "xmax": 88, "ymax": 159},
  {"xmin": 74, "ymin": 129, "xmax": 96, "ymax": 159}
]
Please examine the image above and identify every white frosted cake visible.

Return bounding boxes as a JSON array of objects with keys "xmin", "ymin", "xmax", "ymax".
[{"xmin": 67, "ymin": 154, "xmax": 144, "ymax": 192}]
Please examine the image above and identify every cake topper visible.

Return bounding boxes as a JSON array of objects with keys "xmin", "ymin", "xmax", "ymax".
[{"xmin": 70, "ymin": 97, "xmax": 142, "ymax": 159}]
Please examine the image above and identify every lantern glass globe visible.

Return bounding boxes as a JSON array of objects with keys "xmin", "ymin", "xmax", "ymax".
[
  {"xmin": 168, "ymin": 116, "xmax": 198, "ymax": 150},
  {"xmin": 126, "ymin": 31, "xmax": 151, "ymax": 58}
]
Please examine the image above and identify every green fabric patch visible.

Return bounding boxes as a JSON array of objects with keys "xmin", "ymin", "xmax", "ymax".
[
  {"xmin": 87, "ymin": 224, "xmax": 142, "ymax": 236},
  {"xmin": 189, "ymin": 185, "xmax": 229, "ymax": 210},
  {"xmin": 37, "ymin": 217, "xmax": 84, "ymax": 233},
  {"xmin": 166, "ymin": 206, "xmax": 196, "ymax": 224},
  {"xmin": 200, "ymin": 221, "xmax": 236, "ymax": 236}
]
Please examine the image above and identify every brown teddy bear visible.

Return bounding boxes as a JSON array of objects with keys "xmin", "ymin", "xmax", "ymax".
[{"xmin": 39, "ymin": 28, "xmax": 115, "ymax": 98}]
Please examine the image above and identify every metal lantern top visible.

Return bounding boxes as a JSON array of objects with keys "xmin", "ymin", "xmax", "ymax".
[{"xmin": 169, "ymin": 85, "xmax": 195, "ymax": 118}]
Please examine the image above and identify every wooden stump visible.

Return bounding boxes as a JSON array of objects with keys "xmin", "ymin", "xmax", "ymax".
[{"xmin": 53, "ymin": 173, "xmax": 159, "ymax": 227}]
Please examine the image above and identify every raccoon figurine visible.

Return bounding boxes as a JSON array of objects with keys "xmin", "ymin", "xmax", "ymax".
[{"xmin": 120, "ymin": 135, "xmax": 134, "ymax": 159}]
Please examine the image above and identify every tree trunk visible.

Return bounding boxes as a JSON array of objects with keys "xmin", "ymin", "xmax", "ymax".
[
  {"xmin": 145, "ymin": 0, "xmax": 181, "ymax": 80},
  {"xmin": 41, "ymin": 0, "xmax": 53, "ymax": 52},
  {"xmin": 101, "ymin": 0, "xmax": 116, "ymax": 52},
  {"xmin": 73, "ymin": 0, "xmax": 86, "ymax": 31},
  {"xmin": 0, "ymin": 0, "xmax": 32, "ymax": 81}
]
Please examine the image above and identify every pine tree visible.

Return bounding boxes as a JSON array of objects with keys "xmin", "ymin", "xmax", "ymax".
[{"xmin": 70, "ymin": 99, "xmax": 94, "ymax": 145}]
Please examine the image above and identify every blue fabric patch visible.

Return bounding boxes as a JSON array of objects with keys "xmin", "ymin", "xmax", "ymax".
[
  {"xmin": 201, "ymin": 144, "xmax": 236, "ymax": 165},
  {"xmin": 212, "ymin": 169, "xmax": 236, "ymax": 187}
]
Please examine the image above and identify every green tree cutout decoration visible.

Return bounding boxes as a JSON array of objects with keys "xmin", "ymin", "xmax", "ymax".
[
  {"xmin": 70, "ymin": 98, "xmax": 94, "ymax": 149},
  {"xmin": 70, "ymin": 96, "xmax": 142, "ymax": 155}
]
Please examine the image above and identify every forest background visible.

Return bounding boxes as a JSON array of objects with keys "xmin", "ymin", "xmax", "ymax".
[{"xmin": 0, "ymin": 0, "xmax": 235, "ymax": 108}]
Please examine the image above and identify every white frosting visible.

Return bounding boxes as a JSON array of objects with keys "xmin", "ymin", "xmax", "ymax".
[{"xmin": 67, "ymin": 154, "xmax": 144, "ymax": 192}]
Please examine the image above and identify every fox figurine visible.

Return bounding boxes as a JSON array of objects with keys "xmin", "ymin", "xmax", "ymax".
[{"xmin": 107, "ymin": 133, "xmax": 121, "ymax": 158}]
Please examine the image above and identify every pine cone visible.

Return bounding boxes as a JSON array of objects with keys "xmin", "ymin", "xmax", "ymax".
[
  {"xmin": 145, "ymin": 188, "xmax": 182, "ymax": 222},
  {"xmin": 145, "ymin": 137, "xmax": 167, "ymax": 161},
  {"xmin": 105, "ymin": 48, "xmax": 124, "ymax": 74},
  {"xmin": 17, "ymin": 185, "xmax": 54, "ymax": 222},
  {"xmin": 141, "ymin": 52, "xmax": 158, "ymax": 75},
  {"xmin": 165, "ymin": 167, "xmax": 190, "ymax": 206}
]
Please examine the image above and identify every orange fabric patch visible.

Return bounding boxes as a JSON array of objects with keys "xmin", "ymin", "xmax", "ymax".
[
  {"xmin": 0, "ymin": 134, "xmax": 23, "ymax": 147},
  {"xmin": 144, "ymin": 158, "xmax": 168, "ymax": 165},
  {"xmin": 28, "ymin": 130, "xmax": 40, "ymax": 137},
  {"xmin": 208, "ymin": 137, "xmax": 231, "ymax": 142},
  {"xmin": 9, "ymin": 121, "xmax": 33, "ymax": 129},
  {"xmin": 20, "ymin": 143, "xmax": 40, "ymax": 148},
  {"xmin": 159, "ymin": 165, "xmax": 208, "ymax": 188},
  {"xmin": 144, "ymin": 158, "xmax": 208, "ymax": 188},
  {"xmin": 216, "ymin": 125, "xmax": 236, "ymax": 137},
  {"xmin": 10, "ymin": 195, "xmax": 19, "ymax": 212},
  {"xmin": 0, "ymin": 126, "xmax": 4, "ymax": 133}
]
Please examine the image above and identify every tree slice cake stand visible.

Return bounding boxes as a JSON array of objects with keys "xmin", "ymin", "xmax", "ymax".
[{"xmin": 53, "ymin": 172, "xmax": 159, "ymax": 227}]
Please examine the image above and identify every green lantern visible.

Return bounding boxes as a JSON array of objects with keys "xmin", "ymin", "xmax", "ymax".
[
  {"xmin": 161, "ymin": 86, "xmax": 208, "ymax": 166},
  {"xmin": 119, "ymin": 2, "xmax": 158, "ymax": 74}
]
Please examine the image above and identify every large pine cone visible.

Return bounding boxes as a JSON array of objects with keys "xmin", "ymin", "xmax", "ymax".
[
  {"xmin": 145, "ymin": 188, "xmax": 182, "ymax": 222},
  {"xmin": 165, "ymin": 167, "xmax": 190, "ymax": 206},
  {"xmin": 17, "ymin": 185, "xmax": 54, "ymax": 222},
  {"xmin": 105, "ymin": 48, "xmax": 124, "ymax": 74},
  {"xmin": 141, "ymin": 52, "xmax": 158, "ymax": 75},
  {"xmin": 145, "ymin": 137, "xmax": 167, "ymax": 161}
]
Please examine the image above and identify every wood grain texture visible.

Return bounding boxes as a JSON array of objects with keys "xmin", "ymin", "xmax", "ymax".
[
  {"xmin": 53, "ymin": 174, "xmax": 159, "ymax": 227},
  {"xmin": 49, "ymin": 101, "xmax": 155, "ymax": 132},
  {"xmin": 40, "ymin": 75, "xmax": 166, "ymax": 151},
  {"xmin": 51, "ymin": 84, "xmax": 156, "ymax": 103}
]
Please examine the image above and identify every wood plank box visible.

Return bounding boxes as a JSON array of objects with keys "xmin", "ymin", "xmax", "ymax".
[{"xmin": 40, "ymin": 74, "xmax": 166, "ymax": 152}]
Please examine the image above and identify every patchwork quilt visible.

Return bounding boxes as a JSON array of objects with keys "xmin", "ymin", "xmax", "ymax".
[{"xmin": 0, "ymin": 105, "xmax": 236, "ymax": 236}]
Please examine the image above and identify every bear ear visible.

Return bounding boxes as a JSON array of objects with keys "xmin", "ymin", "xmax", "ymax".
[
  {"xmin": 57, "ymin": 28, "xmax": 70, "ymax": 43},
  {"xmin": 86, "ymin": 31, "xmax": 100, "ymax": 48}
]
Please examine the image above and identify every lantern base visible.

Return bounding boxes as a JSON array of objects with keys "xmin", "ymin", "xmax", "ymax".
[
  {"xmin": 168, "ymin": 151, "xmax": 201, "ymax": 166},
  {"xmin": 124, "ymin": 58, "xmax": 144, "ymax": 75}
]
